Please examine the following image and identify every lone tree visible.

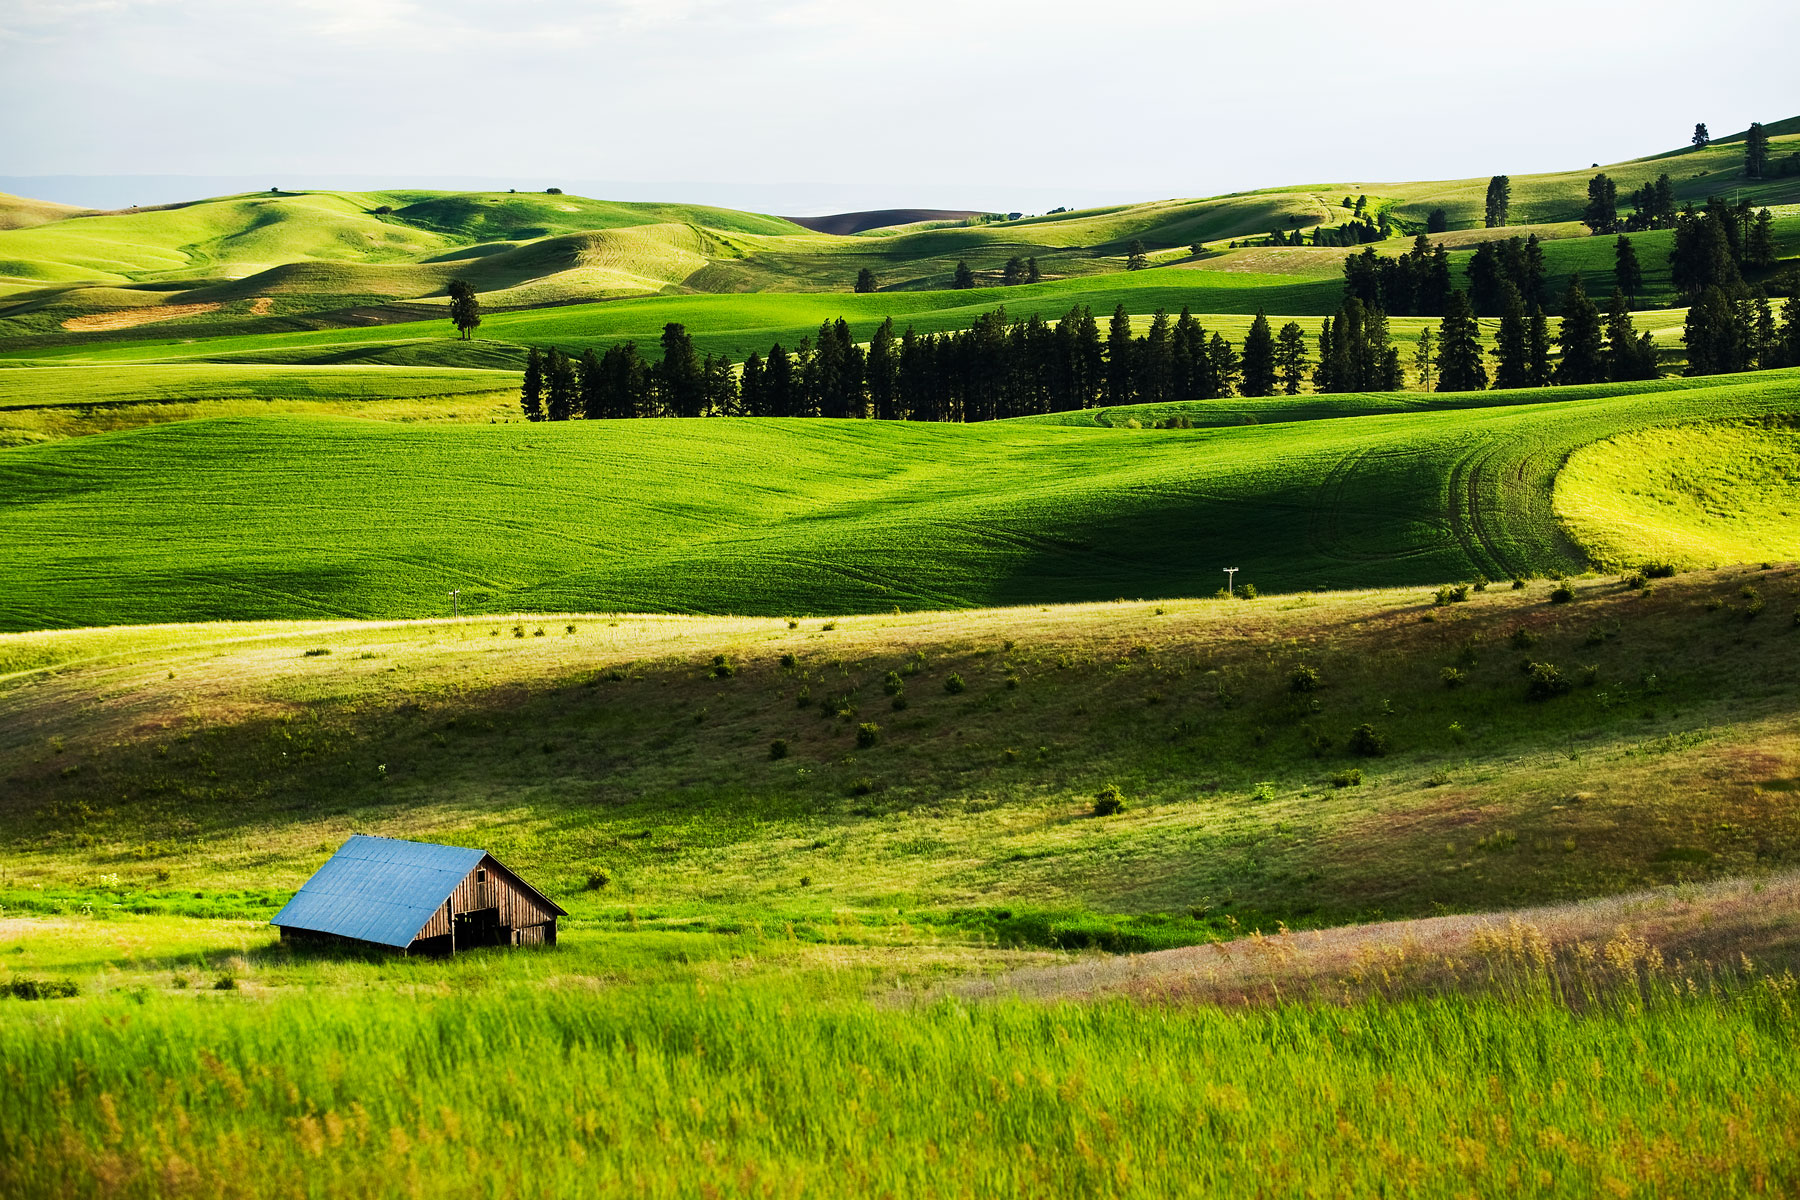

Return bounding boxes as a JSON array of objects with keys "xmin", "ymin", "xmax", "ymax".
[
  {"xmin": 1692, "ymin": 122, "xmax": 1710, "ymax": 148},
  {"xmin": 1745, "ymin": 122, "xmax": 1770, "ymax": 179},
  {"xmin": 1485, "ymin": 175, "xmax": 1511, "ymax": 228},
  {"xmin": 1426, "ymin": 208, "xmax": 1448, "ymax": 234},
  {"xmin": 1002, "ymin": 256, "xmax": 1027, "ymax": 286},
  {"xmin": 854, "ymin": 267, "xmax": 877, "ymax": 294},
  {"xmin": 953, "ymin": 260, "xmax": 975, "ymax": 290},
  {"xmin": 1126, "ymin": 239, "xmax": 1149, "ymax": 271},
  {"xmin": 447, "ymin": 279, "xmax": 481, "ymax": 341}
]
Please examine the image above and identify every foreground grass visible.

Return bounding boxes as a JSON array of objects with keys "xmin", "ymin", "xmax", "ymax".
[{"xmin": 3, "ymin": 941, "xmax": 1798, "ymax": 1199}]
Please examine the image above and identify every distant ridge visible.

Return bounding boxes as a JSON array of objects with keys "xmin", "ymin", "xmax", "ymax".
[{"xmin": 784, "ymin": 209, "xmax": 980, "ymax": 235}]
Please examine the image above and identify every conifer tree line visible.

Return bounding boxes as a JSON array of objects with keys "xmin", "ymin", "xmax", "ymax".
[{"xmin": 516, "ymin": 305, "xmax": 1309, "ymax": 422}]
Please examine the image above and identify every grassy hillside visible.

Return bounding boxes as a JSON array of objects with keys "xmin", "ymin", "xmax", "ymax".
[{"xmin": 0, "ymin": 370, "xmax": 1795, "ymax": 631}]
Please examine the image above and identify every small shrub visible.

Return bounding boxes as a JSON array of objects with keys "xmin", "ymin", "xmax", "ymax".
[
  {"xmin": 1239, "ymin": 583, "xmax": 1259, "ymax": 600},
  {"xmin": 1440, "ymin": 666, "xmax": 1466, "ymax": 688},
  {"xmin": 533, "ymin": 627, "xmax": 546, "ymax": 637},
  {"xmin": 1472, "ymin": 580, "xmax": 1488, "ymax": 592},
  {"xmin": 943, "ymin": 673, "xmax": 966, "ymax": 695},
  {"xmin": 1092, "ymin": 784, "xmax": 1127, "ymax": 816},
  {"xmin": 1580, "ymin": 664, "xmax": 1600, "ymax": 687},
  {"xmin": 1509, "ymin": 628, "xmax": 1538, "ymax": 650},
  {"xmin": 799, "ymin": 875, "xmax": 813, "ymax": 887},
  {"xmin": 1005, "ymin": 676, "xmax": 1019, "ymax": 690},
  {"xmin": 1426, "ymin": 770, "xmax": 1452, "ymax": 787},
  {"xmin": 565, "ymin": 624, "xmax": 577, "ymax": 634},
  {"xmin": 1448, "ymin": 721, "xmax": 1468, "ymax": 743},
  {"xmin": 1511, "ymin": 579, "xmax": 1527, "ymax": 590},
  {"xmin": 769, "ymin": 739, "xmax": 789, "ymax": 760},
  {"xmin": 1704, "ymin": 596, "xmax": 1724, "ymax": 612},
  {"xmin": 1434, "ymin": 584, "xmax": 1469, "ymax": 606},
  {"xmin": 1549, "ymin": 581, "xmax": 1575, "ymax": 604},
  {"xmin": 1250, "ymin": 781, "xmax": 1277, "ymax": 802},
  {"xmin": 848, "ymin": 778, "xmax": 874, "ymax": 797},
  {"xmin": 213, "ymin": 974, "xmax": 237, "ymax": 991},
  {"xmin": 780, "ymin": 652, "xmax": 797, "ymax": 668},
  {"xmin": 856, "ymin": 722, "xmax": 880, "ymax": 748},
  {"xmin": 1524, "ymin": 662, "xmax": 1572, "ymax": 700},
  {"xmin": 711, "ymin": 654, "xmax": 736, "ymax": 678},
  {"xmin": 1644, "ymin": 562, "xmax": 1677, "ymax": 579},
  {"xmin": 1741, "ymin": 588, "xmax": 1764, "ymax": 620},
  {"xmin": 796, "ymin": 687, "xmax": 812, "ymax": 708},
  {"xmin": 584, "ymin": 871, "xmax": 610, "ymax": 891},
  {"xmin": 1348, "ymin": 724, "xmax": 1388, "ymax": 757},
  {"xmin": 891, "ymin": 694, "xmax": 909, "ymax": 711},
  {"xmin": 1288, "ymin": 665, "xmax": 1320, "ymax": 693},
  {"xmin": 302, "ymin": 647, "xmax": 331, "ymax": 658},
  {"xmin": 1331, "ymin": 768, "xmax": 1362, "ymax": 788},
  {"xmin": 883, "ymin": 671, "xmax": 904, "ymax": 696},
  {"xmin": 1623, "ymin": 572, "xmax": 1647, "ymax": 590},
  {"xmin": 821, "ymin": 622, "xmax": 836, "ymax": 632},
  {"xmin": 786, "ymin": 619, "xmax": 799, "ymax": 630}
]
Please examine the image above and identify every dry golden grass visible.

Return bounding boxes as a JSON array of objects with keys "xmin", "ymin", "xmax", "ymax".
[{"xmin": 60, "ymin": 301, "xmax": 222, "ymax": 331}]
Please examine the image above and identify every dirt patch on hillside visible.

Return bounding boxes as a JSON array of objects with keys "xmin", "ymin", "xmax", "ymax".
[
  {"xmin": 62, "ymin": 302, "xmax": 222, "ymax": 332},
  {"xmin": 249, "ymin": 297, "xmax": 273, "ymax": 316}
]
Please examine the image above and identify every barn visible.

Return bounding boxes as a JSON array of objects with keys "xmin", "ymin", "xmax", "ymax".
[{"xmin": 271, "ymin": 835, "xmax": 566, "ymax": 954}]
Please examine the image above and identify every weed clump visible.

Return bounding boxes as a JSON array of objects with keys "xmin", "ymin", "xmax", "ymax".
[
  {"xmin": 1509, "ymin": 628, "xmax": 1538, "ymax": 650},
  {"xmin": 711, "ymin": 655, "xmax": 736, "ymax": 678},
  {"xmin": 1348, "ymin": 724, "xmax": 1388, "ymax": 757},
  {"xmin": 1440, "ymin": 666, "xmax": 1466, "ymax": 688},
  {"xmin": 1549, "ymin": 581, "xmax": 1575, "ymax": 604},
  {"xmin": 213, "ymin": 974, "xmax": 237, "ymax": 991},
  {"xmin": 1331, "ymin": 768, "xmax": 1362, "ymax": 788},
  {"xmin": 1740, "ymin": 587, "xmax": 1764, "ymax": 620},
  {"xmin": 1239, "ymin": 584, "xmax": 1259, "ymax": 600},
  {"xmin": 1288, "ymin": 665, "xmax": 1320, "ymax": 693},
  {"xmin": 1643, "ymin": 562, "xmax": 1677, "ymax": 578},
  {"xmin": 779, "ymin": 652, "xmax": 797, "ymax": 669},
  {"xmin": 1434, "ymin": 584, "xmax": 1469, "ymax": 606},
  {"xmin": 883, "ymin": 671, "xmax": 904, "ymax": 696},
  {"xmin": 1511, "ymin": 579, "xmax": 1527, "ymax": 590},
  {"xmin": 769, "ymin": 739, "xmax": 789, "ymax": 761},
  {"xmin": 855, "ymin": 722, "xmax": 880, "ymax": 749},
  {"xmin": 848, "ymin": 778, "xmax": 874, "ymax": 797},
  {"xmin": 1623, "ymin": 572, "xmax": 1647, "ymax": 590},
  {"xmin": 796, "ymin": 687, "xmax": 812, "ymax": 708},
  {"xmin": 1524, "ymin": 662, "xmax": 1572, "ymax": 700},
  {"xmin": 302, "ymin": 648, "xmax": 330, "ymax": 657},
  {"xmin": 584, "ymin": 871, "xmax": 610, "ymax": 891},
  {"xmin": 943, "ymin": 673, "xmax": 966, "ymax": 695},
  {"xmin": 1092, "ymin": 784, "xmax": 1127, "ymax": 816}
]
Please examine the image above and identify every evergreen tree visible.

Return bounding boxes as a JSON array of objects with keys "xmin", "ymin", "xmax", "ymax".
[
  {"xmin": 854, "ymin": 267, "xmax": 878, "ymax": 294},
  {"xmin": 604, "ymin": 342, "xmax": 649, "ymax": 418},
  {"xmin": 656, "ymin": 323, "xmax": 703, "ymax": 417},
  {"xmin": 519, "ymin": 346, "xmax": 544, "ymax": 421},
  {"xmin": 953, "ymin": 260, "xmax": 975, "ymax": 290},
  {"xmin": 1683, "ymin": 286, "xmax": 1747, "ymax": 376},
  {"xmin": 1426, "ymin": 208, "xmax": 1448, "ymax": 234},
  {"xmin": 1354, "ymin": 195, "xmax": 1368, "ymax": 216},
  {"xmin": 1313, "ymin": 316, "xmax": 1338, "ymax": 393},
  {"xmin": 578, "ymin": 348, "xmax": 604, "ymax": 418},
  {"xmin": 1670, "ymin": 204, "xmax": 1742, "ymax": 299},
  {"xmin": 1522, "ymin": 234, "xmax": 1547, "ymax": 308},
  {"xmin": 867, "ymin": 317, "xmax": 899, "ymax": 420},
  {"xmin": 1002, "ymin": 256, "xmax": 1027, "ymax": 286},
  {"xmin": 1751, "ymin": 294, "xmax": 1779, "ymax": 370},
  {"xmin": 1485, "ymin": 175, "xmax": 1511, "ymax": 228},
  {"xmin": 1435, "ymin": 290, "xmax": 1487, "ymax": 392},
  {"xmin": 1491, "ymin": 284, "xmax": 1529, "ymax": 390},
  {"xmin": 1745, "ymin": 121, "xmax": 1769, "ymax": 179},
  {"xmin": 1274, "ymin": 321, "xmax": 1309, "ymax": 396},
  {"xmin": 1105, "ymin": 305, "xmax": 1135, "ymax": 405},
  {"xmin": 1074, "ymin": 306, "xmax": 1104, "ymax": 407},
  {"xmin": 1782, "ymin": 294, "xmax": 1800, "ymax": 369},
  {"xmin": 1140, "ymin": 310, "xmax": 1173, "ymax": 404},
  {"xmin": 1240, "ymin": 311, "xmax": 1276, "ymax": 397},
  {"xmin": 739, "ymin": 351, "xmax": 766, "ymax": 417},
  {"xmin": 447, "ymin": 279, "xmax": 481, "ymax": 340},
  {"xmin": 1413, "ymin": 326, "xmax": 1435, "ymax": 392},
  {"xmin": 1525, "ymin": 305, "xmax": 1552, "ymax": 388},
  {"xmin": 1604, "ymin": 288, "xmax": 1658, "ymax": 382},
  {"xmin": 1126, "ymin": 239, "xmax": 1149, "ymax": 271},
  {"xmin": 1207, "ymin": 333, "xmax": 1240, "ymax": 397},
  {"xmin": 1614, "ymin": 235, "xmax": 1643, "ymax": 303},
  {"xmin": 764, "ymin": 343, "xmax": 795, "ymax": 417},
  {"xmin": 703, "ymin": 353, "xmax": 738, "ymax": 415},
  {"xmin": 1583, "ymin": 173, "xmax": 1618, "ymax": 234},
  {"xmin": 1554, "ymin": 276, "xmax": 1606, "ymax": 385},
  {"xmin": 1692, "ymin": 122, "xmax": 1710, "ymax": 148},
  {"xmin": 1027, "ymin": 257, "xmax": 1041, "ymax": 284},
  {"xmin": 1746, "ymin": 208, "xmax": 1777, "ymax": 270},
  {"xmin": 544, "ymin": 348, "xmax": 578, "ymax": 420}
]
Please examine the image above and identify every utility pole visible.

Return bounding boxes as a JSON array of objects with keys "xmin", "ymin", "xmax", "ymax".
[
  {"xmin": 1224, "ymin": 567, "xmax": 1239, "ymax": 597},
  {"xmin": 448, "ymin": 589, "xmax": 461, "ymax": 618}
]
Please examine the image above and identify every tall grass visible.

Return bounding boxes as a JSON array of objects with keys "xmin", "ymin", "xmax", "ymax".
[{"xmin": 4, "ymin": 965, "xmax": 1798, "ymax": 1199}]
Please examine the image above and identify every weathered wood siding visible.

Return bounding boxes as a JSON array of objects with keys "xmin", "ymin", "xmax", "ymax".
[{"xmin": 411, "ymin": 856, "xmax": 559, "ymax": 942}]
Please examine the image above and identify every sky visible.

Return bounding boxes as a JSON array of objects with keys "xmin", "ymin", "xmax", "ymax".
[{"xmin": 2, "ymin": 0, "xmax": 1796, "ymax": 214}]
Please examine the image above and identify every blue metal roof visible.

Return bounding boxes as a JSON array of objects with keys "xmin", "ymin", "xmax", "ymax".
[{"xmin": 271, "ymin": 835, "xmax": 486, "ymax": 948}]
